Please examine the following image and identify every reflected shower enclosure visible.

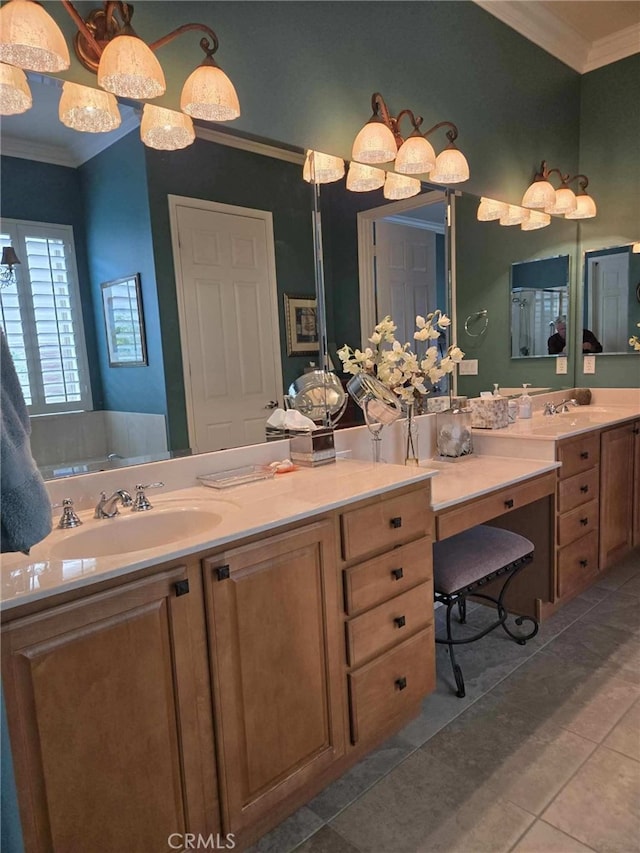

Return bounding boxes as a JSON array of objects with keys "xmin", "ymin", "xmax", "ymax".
[{"xmin": 510, "ymin": 255, "xmax": 569, "ymax": 358}]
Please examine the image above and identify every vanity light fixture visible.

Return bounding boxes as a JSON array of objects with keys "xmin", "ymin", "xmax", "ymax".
[
  {"xmin": 0, "ymin": 61, "xmax": 31, "ymax": 114},
  {"xmin": 140, "ymin": 104, "xmax": 195, "ymax": 151},
  {"xmin": 351, "ymin": 92, "xmax": 469, "ymax": 184},
  {"xmin": 476, "ymin": 197, "xmax": 508, "ymax": 222},
  {"xmin": 499, "ymin": 205, "xmax": 530, "ymax": 227},
  {"xmin": 59, "ymin": 81, "xmax": 120, "ymax": 132},
  {"xmin": 346, "ymin": 162, "xmax": 386, "ymax": 192},
  {"xmin": 521, "ymin": 210, "xmax": 551, "ymax": 231},
  {"xmin": 0, "ymin": 245, "xmax": 21, "ymax": 288},
  {"xmin": 0, "ymin": 0, "xmax": 240, "ymax": 143},
  {"xmin": 522, "ymin": 161, "xmax": 596, "ymax": 219},
  {"xmin": 383, "ymin": 172, "xmax": 421, "ymax": 200},
  {"xmin": 302, "ymin": 151, "xmax": 345, "ymax": 184}
]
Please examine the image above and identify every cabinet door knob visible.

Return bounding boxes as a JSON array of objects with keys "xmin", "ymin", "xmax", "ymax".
[
  {"xmin": 395, "ymin": 677, "xmax": 407, "ymax": 691},
  {"xmin": 580, "ymin": 485, "xmax": 589, "ymax": 493},
  {"xmin": 579, "ymin": 559, "xmax": 588, "ymax": 568},
  {"xmin": 216, "ymin": 565, "xmax": 230, "ymax": 581},
  {"xmin": 391, "ymin": 567, "xmax": 404, "ymax": 580},
  {"xmin": 394, "ymin": 615, "xmax": 406, "ymax": 628},
  {"xmin": 504, "ymin": 498, "xmax": 514, "ymax": 509},
  {"xmin": 580, "ymin": 517, "xmax": 589, "ymax": 526},
  {"xmin": 174, "ymin": 579, "xmax": 190, "ymax": 597},
  {"xmin": 580, "ymin": 451, "xmax": 589, "ymax": 460},
  {"xmin": 390, "ymin": 517, "xmax": 402, "ymax": 529}
]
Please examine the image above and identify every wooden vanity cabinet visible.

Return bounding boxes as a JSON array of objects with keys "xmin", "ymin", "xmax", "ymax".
[
  {"xmin": 599, "ymin": 422, "xmax": 635, "ymax": 569},
  {"xmin": 632, "ymin": 420, "xmax": 640, "ymax": 548},
  {"xmin": 1, "ymin": 561, "xmax": 218, "ymax": 853},
  {"xmin": 202, "ymin": 519, "xmax": 345, "ymax": 841},
  {"xmin": 339, "ymin": 485, "xmax": 435, "ymax": 746}
]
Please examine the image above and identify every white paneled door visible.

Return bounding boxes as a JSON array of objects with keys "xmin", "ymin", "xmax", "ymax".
[{"xmin": 170, "ymin": 197, "xmax": 282, "ymax": 452}]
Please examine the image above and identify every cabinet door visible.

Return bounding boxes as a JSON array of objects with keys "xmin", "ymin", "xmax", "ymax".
[
  {"xmin": 204, "ymin": 520, "xmax": 345, "ymax": 835},
  {"xmin": 2, "ymin": 565, "xmax": 218, "ymax": 853},
  {"xmin": 599, "ymin": 423, "xmax": 635, "ymax": 570}
]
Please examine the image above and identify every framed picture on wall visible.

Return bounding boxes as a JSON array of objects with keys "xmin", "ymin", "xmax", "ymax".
[
  {"xmin": 101, "ymin": 274, "xmax": 148, "ymax": 367},
  {"xmin": 284, "ymin": 294, "xmax": 319, "ymax": 357}
]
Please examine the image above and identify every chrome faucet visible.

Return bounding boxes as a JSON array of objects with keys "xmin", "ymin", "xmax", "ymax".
[
  {"xmin": 543, "ymin": 402, "xmax": 557, "ymax": 416},
  {"xmin": 94, "ymin": 488, "xmax": 133, "ymax": 519},
  {"xmin": 557, "ymin": 398, "xmax": 578, "ymax": 413}
]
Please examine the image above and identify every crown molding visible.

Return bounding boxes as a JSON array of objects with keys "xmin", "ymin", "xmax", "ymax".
[
  {"xmin": 195, "ymin": 126, "xmax": 305, "ymax": 165},
  {"xmin": 473, "ymin": 0, "xmax": 639, "ymax": 74},
  {"xmin": 1, "ymin": 137, "xmax": 77, "ymax": 168}
]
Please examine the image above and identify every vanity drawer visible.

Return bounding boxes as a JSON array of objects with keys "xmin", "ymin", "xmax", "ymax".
[
  {"xmin": 340, "ymin": 489, "xmax": 431, "ymax": 562},
  {"xmin": 557, "ymin": 530, "xmax": 599, "ymax": 598},
  {"xmin": 343, "ymin": 537, "xmax": 432, "ymax": 615},
  {"xmin": 436, "ymin": 472, "xmax": 556, "ymax": 541},
  {"xmin": 346, "ymin": 582, "xmax": 433, "ymax": 667},
  {"xmin": 558, "ymin": 467, "xmax": 600, "ymax": 514},
  {"xmin": 348, "ymin": 626, "xmax": 434, "ymax": 745},
  {"xmin": 557, "ymin": 434, "xmax": 600, "ymax": 480},
  {"xmin": 557, "ymin": 499, "xmax": 599, "ymax": 548}
]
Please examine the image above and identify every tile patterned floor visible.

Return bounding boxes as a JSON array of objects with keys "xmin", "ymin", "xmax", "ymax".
[{"xmin": 249, "ymin": 549, "xmax": 640, "ymax": 853}]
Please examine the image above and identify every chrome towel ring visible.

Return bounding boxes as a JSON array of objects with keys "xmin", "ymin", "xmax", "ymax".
[{"xmin": 464, "ymin": 309, "xmax": 489, "ymax": 337}]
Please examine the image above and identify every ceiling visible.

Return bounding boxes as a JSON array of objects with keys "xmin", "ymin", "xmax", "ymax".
[{"xmin": 475, "ymin": 0, "xmax": 640, "ymax": 72}]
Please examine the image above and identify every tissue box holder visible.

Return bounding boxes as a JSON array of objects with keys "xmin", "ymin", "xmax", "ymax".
[
  {"xmin": 436, "ymin": 410, "xmax": 473, "ymax": 459},
  {"xmin": 289, "ymin": 428, "xmax": 336, "ymax": 466},
  {"xmin": 469, "ymin": 398, "xmax": 509, "ymax": 429}
]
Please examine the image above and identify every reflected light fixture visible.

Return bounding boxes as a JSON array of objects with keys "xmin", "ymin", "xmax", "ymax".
[
  {"xmin": 522, "ymin": 160, "xmax": 596, "ymax": 219},
  {"xmin": 0, "ymin": 61, "xmax": 32, "ymax": 114},
  {"xmin": 383, "ymin": 172, "xmax": 421, "ymax": 200},
  {"xmin": 476, "ymin": 197, "xmax": 508, "ymax": 221},
  {"xmin": 303, "ymin": 150, "xmax": 345, "ymax": 184},
  {"xmin": 521, "ymin": 210, "xmax": 551, "ymax": 231},
  {"xmin": 0, "ymin": 245, "xmax": 21, "ymax": 288},
  {"xmin": 59, "ymin": 80, "xmax": 120, "ymax": 132},
  {"xmin": 140, "ymin": 104, "xmax": 195, "ymax": 151},
  {"xmin": 351, "ymin": 92, "xmax": 469, "ymax": 184},
  {"xmin": 0, "ymin": 0, "xmax": 240, "ymax": 147},
  {"xmin": 499, "ymin": 205, "xmax": 530, "ymax": 226},
  {"xmin": 346, "ymin": 162, "xmax": 386, "ymax": 192}
]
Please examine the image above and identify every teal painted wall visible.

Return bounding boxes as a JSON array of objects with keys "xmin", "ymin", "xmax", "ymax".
[
  {"xmin": 144, "ymin": 140, "xmax": 315, "ymax": 450},
  {"xmin": 576, "ymin": 54, "xmax": 640, "ymax": 387}
]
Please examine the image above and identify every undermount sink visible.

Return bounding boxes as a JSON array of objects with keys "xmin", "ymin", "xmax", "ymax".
[{"xmin": 49, "ymin": 505, "xmax": 228, "ymax": 560}]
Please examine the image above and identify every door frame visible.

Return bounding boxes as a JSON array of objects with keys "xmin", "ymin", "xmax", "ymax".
[
  {"xmin": 356, "ymin": 190, "xmax": 446, "ymax": 348},
  {"xmin": 168, "ymin": 194, "xmax": 283, "ymax": 451}
]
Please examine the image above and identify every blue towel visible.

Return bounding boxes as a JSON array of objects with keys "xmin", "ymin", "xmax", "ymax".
[{"xmin": 1, "ymin": 330, "xmax": 52, "ymax": 553}]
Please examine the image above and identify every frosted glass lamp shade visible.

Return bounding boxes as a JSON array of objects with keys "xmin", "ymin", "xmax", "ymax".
[
  {"xmin": 180, "ymin": 63, "xmax": 240, "ymax": 122},
  {"xmin": 545, "ymin": 186, "xmax": 577, "ymax": 215},
  {"xmin": 0, "ymin": 0, "xmax": 69, "ymax": 72},
  {"xmin": 98, "ymin": 35, "xmax": 165, "ymax": 99},
  {"xmin": 303, "ymin": 151, "xmax": 345, "ymax": 184},
  {"xmin": 499, "ymin": 205, "xmax": 530, "ymax": 226},
  {"xmin": 351, "ymin": 120, "xmax": 397, "ymax": 164},
  {"xmin": 346, "ymin": 162, "xmax": 385, "ymax": 192},
  {"xmin": 59, "ymin": 82, "xmax": 121, "ymax": 133},
  {"xmin": 430, "ymin": 145, "xmax": 470, "ymax": 184},
  {"xmin": 521, "ymin": 179, "xmax": 556, "ymax": 209},
  {"xmin": 384, "ymin": 172, "xmax": 421, "ymax": 200},
  {"xmin": 394, "ymin": 135, "xmax": 436, "ymax": 174},
  {"xmin": 141, "ymin": 104, "xmax": 195, "ymax": 150},
  {"xmin": 565, "ymin": 193, "xmax": 597, "ymax": 219},
  {"xmin": 521, "ymin": 210, "xmax": 551, "ymax": 230},
  {"xmin": 0, "ymin": 62, "xmax": 31, "ymax": 115},
  {"xmin": 477, "ymin": 197, "xmax": 508, "ymax": 221}
]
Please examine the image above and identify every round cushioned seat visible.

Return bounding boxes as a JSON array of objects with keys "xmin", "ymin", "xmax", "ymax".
[{"xmin": 433, "ymin": 525, "xmax": 534, "ymax": 596}]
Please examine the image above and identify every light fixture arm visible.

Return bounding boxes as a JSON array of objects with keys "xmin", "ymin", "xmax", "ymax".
[
  {"xmin": 421, "ymin": 120, "xmax": 459, "ymax": 145},
  {"xmin": 369, "ymin": 94, "xmax": 460, "ymax": 149},
  {"xmin": 566, "ymin": 174, "xmax": 590, "ymax": 192}
]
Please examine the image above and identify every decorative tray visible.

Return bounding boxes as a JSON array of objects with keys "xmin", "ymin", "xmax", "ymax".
[{"xmin": 197, "ymin": 465, "xmax": 275, "ymax": 489}]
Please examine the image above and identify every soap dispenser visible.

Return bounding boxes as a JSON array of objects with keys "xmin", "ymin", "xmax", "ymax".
[
  {"xmin": 493, "ymin": 383, "xmax": 501, "ymax": 397},
  {"xmin": 518, "ymin": 383, "xmax": 532, "ymax": 419}
]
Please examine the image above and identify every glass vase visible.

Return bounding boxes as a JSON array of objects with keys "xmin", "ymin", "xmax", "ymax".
[{"xmin": 403, "ymin": 403, "xmax": 419, "ymax": 466}]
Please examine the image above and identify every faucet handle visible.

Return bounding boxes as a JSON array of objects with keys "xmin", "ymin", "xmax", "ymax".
[
  {"xmin": 132, "ymin": 482, "xmax": 165, "ymax": 512},
  {"xmin": 543, "ymin": 402, "xmax": 556, "ymax": 416},
  {"xmin": 53, "ymin": 498, "xmax": 83, "ymax": 529}
]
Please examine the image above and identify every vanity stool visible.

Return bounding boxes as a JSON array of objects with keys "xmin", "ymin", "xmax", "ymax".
[{"xmin": 433, "ymin": 525, "xmax": 538, "ymax": 698}]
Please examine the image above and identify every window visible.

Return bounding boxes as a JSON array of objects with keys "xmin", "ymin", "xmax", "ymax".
[{"xmin": 0, "ymin": 219, "xmax": 92, "ymax": 414}]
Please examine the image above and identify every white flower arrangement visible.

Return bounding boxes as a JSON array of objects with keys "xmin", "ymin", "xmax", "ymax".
[
  {"xmin": 629, "ymin": 322, "xmax": 640, "ymax": 352},
  {"xmin": 337, "ymin": 312, "xmax": 464, "ymax": 406}
]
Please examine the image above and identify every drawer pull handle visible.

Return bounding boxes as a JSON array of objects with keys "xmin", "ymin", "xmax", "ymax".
[
  {"xmin": 216, "ymin": 565, "xmax": 230, "ymax": 581},
  {"xmin": 634, "ymin": 427, "xmax": 640, "ymax": 435},
  {"xmin": 579, "ymin": 559, "xmax": 588, "ymax": 568},
  {"xmin": 394, "ymin": 615, "xmax": 406, "ymax": 629},
  {"xmin": 580, "ymin": 517, "xmax": 589, "ymax": 526},
  {"xmin": 390, "ymin": 516, "xmax": 402, "ymax": 529},
  {"xmin": 580, "ymin": 451, "xmax": 589, "ymax": 460},
  {"xmin": 580, "ymin": 485, "xmax": 589, "ymax": 494},
  {"xmin": 395, "ymin": 677, "xmax": 407, "ymax": 691},
  {"xmin": 504, "ymin": 499, "xmax": 514, "ymax": 509},
  {"xmin": 391, "ymin": 568, "xmax": 404, "ymax": 581},
  {"xmin": 174, "ymin": 579, "xmax": 190, "ymax": 596}
]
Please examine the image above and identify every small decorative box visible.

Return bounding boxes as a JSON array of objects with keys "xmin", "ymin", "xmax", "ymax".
[
  {"xmin": 426, "ymin": 395, "xmax": 451, "ymax": 413},
  {"xmin": 469, "ymin": 397, "xmax": 509, "ymax": 429}
]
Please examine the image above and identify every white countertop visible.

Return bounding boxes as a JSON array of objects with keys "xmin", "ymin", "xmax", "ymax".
[
  {"xmin": 0, "ymin": 459, "xmax": 436, "ymax": 612},
  {"xmin": 474, "ymin": 404, "xmax": 639, "ymax": 442},
  {"xmin": 425, "ymin": 455, "xmax": 560, "ymax": 512}
]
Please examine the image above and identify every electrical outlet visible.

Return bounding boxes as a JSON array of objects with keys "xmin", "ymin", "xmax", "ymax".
[
  {"xmin": 459, "ymin": 359, "xmax": 478, "ymax": 375},
  {"xmin": 556, "ymin": 356, "xmax": 568, "ymax": 375},
  {"xmin": 583, "ymin": 355, "xmax": 596, "ymax": 375}
]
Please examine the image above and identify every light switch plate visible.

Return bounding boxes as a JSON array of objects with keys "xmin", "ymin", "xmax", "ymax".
[
  {"xmin": 556, "ymin": 356, "xmax": 568, "ymax": 375},
  {"xmin": 459, "ymin": 359, "xmax": 478, "ymax": 375},
  {"xmin": 583, "ymin": 355, "xmax": 596, "ymax": 374}
]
